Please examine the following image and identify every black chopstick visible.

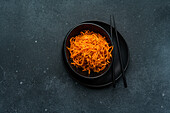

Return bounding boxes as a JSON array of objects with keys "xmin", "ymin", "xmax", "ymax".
[
  {"xmin": 110, "ymin": 15, "xmax": 116, "ymax": 88},
  {"xmin": 112, "ymin": 15, "xmax": 127, "ymax": 88}
]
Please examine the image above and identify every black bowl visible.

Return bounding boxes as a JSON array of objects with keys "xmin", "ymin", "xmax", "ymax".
[{"xmin": 64, "ymin": 23, "xmax": 114, "ymax": 79}]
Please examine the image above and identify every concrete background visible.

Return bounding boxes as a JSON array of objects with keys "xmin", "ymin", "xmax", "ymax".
[{"xmin": 0, "ymin": 0, "xmax": 170, "ymax": 113}]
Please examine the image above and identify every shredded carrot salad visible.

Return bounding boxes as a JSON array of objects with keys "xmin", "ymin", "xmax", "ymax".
[{"xmin": 67, "ymin": 30, "xmax": 113, "ymax": 75}]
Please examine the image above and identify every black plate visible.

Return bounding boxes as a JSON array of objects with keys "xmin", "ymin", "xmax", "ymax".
[{"xmin": 63, "ymin": 21, "xmax": 129, "ymax": 88}]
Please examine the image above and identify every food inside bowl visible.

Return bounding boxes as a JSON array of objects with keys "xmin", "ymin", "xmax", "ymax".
[{"xmin": 67, "ymin": 30, "xmax": 113, "ymax": 75}]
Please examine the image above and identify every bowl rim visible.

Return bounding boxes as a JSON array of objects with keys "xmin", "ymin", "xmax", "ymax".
[{"xmin": 64, "ymin": 23, "xmax": 114, "ymax": 79}]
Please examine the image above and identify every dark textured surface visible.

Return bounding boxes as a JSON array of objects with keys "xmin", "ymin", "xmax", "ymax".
[{"xmin": 0, "ymin": 0, "xmax": 170, "ymax": 113}]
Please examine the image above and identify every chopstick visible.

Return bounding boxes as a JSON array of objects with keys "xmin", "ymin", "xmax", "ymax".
[
  {"xmin": 110, "ymin": 15, "xmax": 116, "ymax": 88},
  {"xmin": 112, "ymin": 15, "xmax": 127, "ymax": 88}
]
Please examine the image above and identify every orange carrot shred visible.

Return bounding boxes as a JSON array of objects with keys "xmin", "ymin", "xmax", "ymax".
[{"xmin": 67, "ymin": 30, "xmax": 113, "ymax": 75}]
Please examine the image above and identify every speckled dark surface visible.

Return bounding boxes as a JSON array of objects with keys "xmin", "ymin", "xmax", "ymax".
[{"xmin": 0, "ymin": 0, "xmax": 170, "ymax": 113}]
